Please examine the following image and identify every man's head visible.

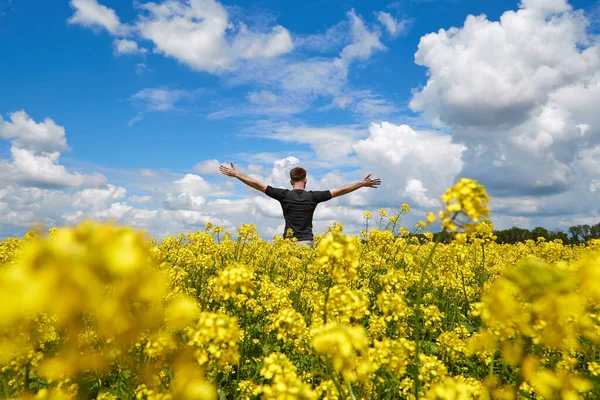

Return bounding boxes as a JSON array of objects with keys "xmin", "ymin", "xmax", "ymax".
[{"xmin": 290, "ymin": 167, "xmax": 307, "ymax": 189}]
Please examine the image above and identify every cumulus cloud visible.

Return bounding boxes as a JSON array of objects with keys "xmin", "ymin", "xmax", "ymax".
[
  {"xmin": 135, "ymin": 0, "xmax": 293, "ymax": 72},
  {"xmin": 410, "ymin": 0, "xmax": 595, "ymax": 129},
  {"xmin": 407, "ymin": 0, "xmax": 600, "ymax": 221},
  {"xmin": 68, "ymin": 0, "xmax": 124, "ymax": 35},
  {"xmin": 0, "ymin": 110, "xmax": 68, "ymax": 153},
  {"xmin": 2, "ymin": 148, "xmax": 86, "ymax": 188},
  {"xmin": 173, "ymin": 174, "xmax": 212, "ymax": 197},
  {"xmin": 135, "ymin": 0, "xmax": 231, "ymax": 72},
  {"xmin": 0, "ymin": 111, "xmax": 105, "ymax": 188},
  {"xmin": 72, "ymin": 185, "xmax": 127, "ymax": 210},
  {"xmin": 403, "ymin": 179, "xmax": 439, "ymax": 207},
  {"xmin": 353, "ymin": 122, "xmax": 466, "ymax": 208},
  {"xmin": 164, "ymin": 192, "xmax": 206, "ymax": 210},
  {"xmin": 354, "ymin": 123, "xmax": 465, "ymax": 183},
  {"xmin": 193, "ymin": 159, "xmax": 222, "ymax": 174},
  {"xmin": 113, "ymin": 39, "xmax": 147, "ymax": 56},
  {"xmin": 69, "ymin": 0, "xmax": 295, "ymax": 71}
]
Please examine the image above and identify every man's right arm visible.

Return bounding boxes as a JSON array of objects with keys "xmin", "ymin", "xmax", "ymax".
[
  {"xmin": 219, "ymin": 163, "xmax": 267, "ymax": 193},
  {"xmin": 330, "ymin": 174, "xmax": 381, "ymax": 198}
]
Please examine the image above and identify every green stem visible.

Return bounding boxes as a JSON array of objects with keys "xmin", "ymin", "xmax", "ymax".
[
  {"xmin": 323, "ymin": 285, "xmax": 331, "ymax": 324},
  {"xmin": 327, "ymin": 366, "xmax": 345, "ymax": 399},
  {"xmin": 515, "ymin": 338, "xmax": 532, "ymax": 400},
  {"xmin": 24, "ymin": 362, "xmax": 30, "ymax": 393},
  {"xmin": 488, "ymin": 351, "xmax": 495, "ymax": 378},
  {"xmin": 347, "ymin": 381, "xmax": 358, "ymax": 400},
  {"xmin": 3, "ymin": 376, "xmax": 9, "ymax": 398}
]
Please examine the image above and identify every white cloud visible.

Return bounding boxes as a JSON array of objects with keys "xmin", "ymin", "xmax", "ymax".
[
  {"xmin": 353, "ymin": 122, "xmax": 466, "ymax": 208},
  {"xmin": 64, "ymin": 202, "xmax": 133, "ymax": 224},
  {"xmin": 139, "ymin": 168, "xmax": 159, "ymax": 177},
  {"xmin": 70, "ymin": 1, "xmax": 392, "ymax": 119},
  {"xmin": 0, "ymin": 111, "xmax": 105, "ymax": 188},
  {"xmin": 294, "ymin": 20, "xmax": 349, "ymax": 53},
  {"xmin": 352, "ymin": 95, "xmax": 398, "ymax": 117},
  {"xmin": 136, "ymin": 63, "xmax": 150, "ymax": 75},
  {"xmin": 135, "ymin": 0, "xmax": 293, "ymax": 72},
  {"xmin": 129, "ymin": 195, "xmax": 153, "ymax": 203},
  {"xmin": 136, "ymin": 0, "xmax": 231, "ymax": 72},
  {"xmin": 252, "ymin": 196, "xmax": 282, "ymax": 218},
  {"xmin": 193, "ymin": 159, "xmax": 222, "ymax": 174},
  {"xmin": 173, "ymin": 174, "xmax": 212, "ymax": 197},
  {"xmin": 263, "ymin": 9, "xmax": 384, "ymax": 96},
  {"xmin": 267, "ymin": 156, "xmax": 301, "ymax": 188},
  {"xmin": 3, "ymin": 147, "xmax": 86, "ymax": 188},
  {"xmin": 0, "ymin": 110, "xmax": 68, "ymax": 153},
  {"xmin": 113, "ymin": 39, "xmax": 147, "ymax": 56},
  {"xmin": 403, "ymin": 179, "xmax": 439, "ymax": 207},
  {"xmin": 232, "ymin": 25, "xmax": 293, "ymax": 60},
  {"xmin": 376, "ymin": 11, "xmax": 410, "ymax": 37},
  {"xmin": 332, "ymin": 96, "xmax": 353, "ymax": 109},
  {"xmin": 72, "ymin": 185, "xmax": 127, "ymax": 210},
  {"xmin": 165, "ymin": 192, "xmax": 206, "ymax": 210},
  {"xmin": 339, "ymin": 10, "xmax": 386, "ymax": 64},
  {"xmin": 248, "ymin": 90, "xmax": 277, "ymax": 104},
  {"xmin": 354, "ymin": 122, "xmax": 465, "ymax": 175},
  {"xmin": 68, "ymin": 0, "xmax": 124, "ymax": 35},
  {"xmin": 409, "ymin": 0, "xmax": 595, "ymax": 129},
  {"xmin": 249, "ymin": 122, "xmax": 366, "ymax": 161},
  {"xmin": 130, "ymin": 87, "xmax": 193, "ymax": 112},
  {"xmin": 226, "ymin": 9, "xmax": 387, "ymax": 116},
  {"xmin": 406, "ymin": 0, "xmax": 600, "ymax": 221}
]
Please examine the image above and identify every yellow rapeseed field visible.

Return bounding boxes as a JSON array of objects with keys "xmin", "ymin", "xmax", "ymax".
[{"xmin": 1, "ymin": 178, "xmax": 599, "ymax": 399}]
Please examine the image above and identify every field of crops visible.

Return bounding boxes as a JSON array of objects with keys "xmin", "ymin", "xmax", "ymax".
[{"xmin": 1, "ymin": 179, "xmax": 599, "ymax": 399}]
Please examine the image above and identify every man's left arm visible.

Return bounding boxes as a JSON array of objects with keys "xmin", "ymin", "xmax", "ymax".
[
  {"xmin": 330, "ymin": 173, "xmax": 381, "ymax": 198},
  {"xmin": 219, "ymin": 163, "xmax": 267, "ymax": 193}
]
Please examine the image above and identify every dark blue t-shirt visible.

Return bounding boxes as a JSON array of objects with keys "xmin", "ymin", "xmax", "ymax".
[{"xmin": 265, "ymin": 186, "xmax": 332, "ymax": 241}]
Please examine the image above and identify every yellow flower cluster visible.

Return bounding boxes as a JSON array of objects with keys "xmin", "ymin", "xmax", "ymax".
[
  {"xmin": 254, "ymin": 353, "xmax": 316, "ymax": 399},
  {"xmin": 187, "ymin": 311, "xmax": 240, "ymax": 368},
  {"xmin": 311, "ymin": 323, "xmax": 370, "ymax": 382},
  {"xmin": 312, "ymin": 229, "xmax": 359, "ymax": 284},
  {"xmin": 209, "ymin": 263, "xmax": 255, "ymax": 304},
  {"xmin": 437, "ymin": 177, "xmax": 491, "ymax": 233}
]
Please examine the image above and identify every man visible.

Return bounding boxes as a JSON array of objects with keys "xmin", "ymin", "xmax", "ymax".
[{"xmin": 219, "ymin": 163, "xmax": 381, "ymax": 245}]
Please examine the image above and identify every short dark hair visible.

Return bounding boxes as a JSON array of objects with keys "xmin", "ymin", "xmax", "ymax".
[{"xmin": 290, "ymin": 167, "xmax": 306, "ymax": 182}]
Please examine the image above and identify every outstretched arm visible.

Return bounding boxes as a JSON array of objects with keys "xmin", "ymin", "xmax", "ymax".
[
  {"xmin": 219, "ymin": 163, "xmax": 267, "ymax": 193},
  {"xmin": 330, "ymin": 173, "xmax": 381, "ymax": 199}
]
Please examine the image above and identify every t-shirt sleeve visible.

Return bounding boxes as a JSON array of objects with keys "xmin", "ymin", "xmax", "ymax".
[
  {"xmin": 265, "ymin": 186, "xmax": 288, "ymax": 201},
  {"xmin": 311, "ymin": 190, "xmax": 332, "ymax": 204}
]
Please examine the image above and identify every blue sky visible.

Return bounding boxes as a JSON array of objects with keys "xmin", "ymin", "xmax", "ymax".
[{"xmin": 1, "ymin": 0, "xmax": 599, "ymax": 239}]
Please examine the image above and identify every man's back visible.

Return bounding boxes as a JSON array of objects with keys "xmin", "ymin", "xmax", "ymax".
[
  {"xmin": 219, "ymin": 163, "xmax": 381, "ymax": 241},
  {"xmin": 265, "ymin": 186, "xmax": 332, "ymax": 241}
]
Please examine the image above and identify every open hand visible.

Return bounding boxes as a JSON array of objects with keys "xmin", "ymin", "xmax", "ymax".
[
  {"xmin": 219, "ymin": 162, "xmax": 238, "ymax": 178},
  {"xmin": 362, "ymin": 173, "xmax": 381, "ymax": 188}
]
